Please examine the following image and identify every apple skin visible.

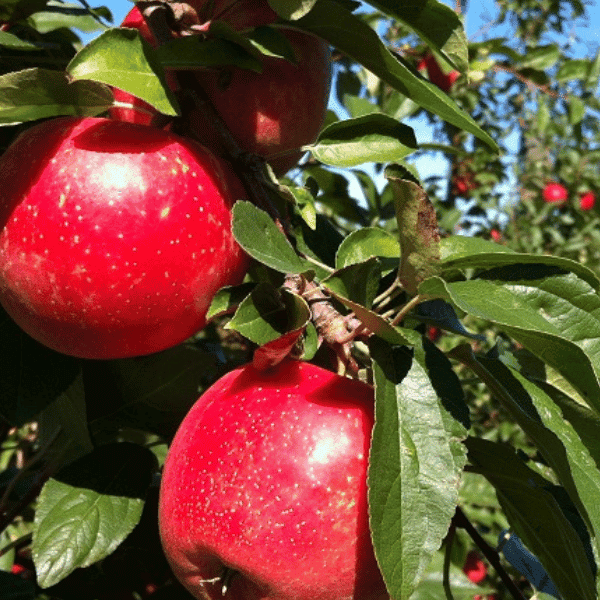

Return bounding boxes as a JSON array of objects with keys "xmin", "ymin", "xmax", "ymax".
[
  {"xmin": 542, "ymin": 182, "xmax": 568, "ymax": 204},
  {"xmin": 0, "ymin": 116, "xmax": 249, "ymax": 359},
  {"xmin": 579, "ymin": 191, "xmax": 596, "ymax": 211},
  {"xmin": 111, "ymin": 5, "xmax": 331, "ymax": 175},
  {"xmin": 158, "ymin": 360, "xmax": 389, "ymax": 600},
  {"xmin": 188, "ymin": 27, "xmax": 331, "ymax": 174}
]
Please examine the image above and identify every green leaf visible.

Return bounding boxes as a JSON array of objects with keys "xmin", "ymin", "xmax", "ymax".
[
  {"xmin": 287, "ymin": 185, "xmax": 317, "ymax": 230},
  {"xmin": 390, "ymin": 177, "xmax": 441, "ymax": 295},
  {"xmin": 466, "ymin": 437, "xmax": 597, "ymax": 600},
  {"xmin": 156, "ymin": 36, "xmax": 263, "ymax": 71},
  {"xmin": 457, "ymin": 347, "xmax": 600, "ymax": 574},
  {"xmin": 0, "ymin": 30, "xmax": 40, "ymax": 50},
  {"xmin": 28, "ymin": 3, "xmax": 112, "ymax": 34},
  {"xmin": 420, "ymin": 273, "xmax": 600, "ymax": 414},
  {"xmin": 246, "ymin": 26, "xmax": 297, "ymax": 60},
  {"xmin": 226, "ymin": 283, "xmax": 310, "ymax": 346},
  {"xmin": 294, "ymin": 0, "xmax": 497, "ymax": 151},
  {"xmin": 367, "ymin": 0, "xmax": 468, "ymax": 72},
  {"xmin": 336, "ymin": 227, "xmax": 400, "ymax": 270},
  {"xmin": 33, "ymin": 443, "xmax": 157, "ymax": 588},
  {"xmin": 0, "ymin": 68, "xmax": 113, "ymax": 125},
  {"xmin": 518, "ymin": 44, "xmax": 560, "ymax": 70},
  {"xmin": 66, "ymin": 28, "xmax": 179, "ymax": 117},
  {"xmin": 322, "ymin": 257, "xmax": 382, "ymax": 309},
  {"xmin": 556, "ymin": 59, "xmax": 590, "ymax": 82},
  {"xmin": 267, "ymin": 0, "xmax": 317, "ymax": 20},
  {"xmin": 232, "ymin": 201, "xmax": 308, "ymax": 274},
  {"xmin": 439, "ymin": 235, "xmax": 600, "ymax": 291},
  {"xmin": 369, "ymin": 338, "xmax": 468, "ymax": 599},
  {"xmin": 311, "ymin": 114, "xmax": 417, "ymax": 166},
  {"xmin": 206, "ymin": 282, "xmax": 257, "ymax": 321},
  {"xmin": 569, "ymin": 96, "xmax": 586, "ymax": 126}
]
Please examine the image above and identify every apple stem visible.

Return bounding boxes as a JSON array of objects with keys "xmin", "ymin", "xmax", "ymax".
[{"xmin": 219, "ymin": 567, "xmax": 236, "ymax": 596}]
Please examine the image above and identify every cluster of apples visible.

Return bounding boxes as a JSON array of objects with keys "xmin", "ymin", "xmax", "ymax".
[
  {"xmin": 0, "ymin": 2, "xmax": 392, "ymax": 599},
  {"xmin": 542, "ymin": 182, "xmax": 596, "ymax": 211},
  {"xmin": 0, "ymin": 0, "xmax": 331, "ymax": 359}
]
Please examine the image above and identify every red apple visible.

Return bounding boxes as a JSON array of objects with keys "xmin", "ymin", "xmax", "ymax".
[
  {"xmin": 0, "ymin": 116, "xmax": 249, "ymax": 359},
  {"xmin": 542, "ymin": 182, "xmax": 568, "ymax": 204},
  {"xmin": 159, "ymin": 360, "xmax": 388, "ymax": 600},
  {"xmin": 427, "ymin": 325, "xmax": 442, "ymax": 342},
  {"xmin": 490, "ymin": 229, "xmax": 502, "ymax": 242},
  {"xmin": 188, "ymin": 27, "xmax": 331, "ymax": 174},
  {"xmin": 111, "ymin": 4, "xmax": 331, "ymax": 175},
  {"xmin": 579, "ymin": 191, "xmax": 596, "ymax": 211},
  {"xmin": 463, "ymin": 551, "xmax": 487, "ymax": 584},
  {"xmin": 419, "ymin": 53, "xmax": 459, "ymax": 93}
]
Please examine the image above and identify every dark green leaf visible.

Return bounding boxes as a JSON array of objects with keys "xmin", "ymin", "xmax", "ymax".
[
  {"xmin": 156, "ymin": 36, "xmax": 263, "ymax": 71},
  {"xmin": 0, "ymin": 572, "xmax": 36, "ymax": 600},
  {"xmin": 420, "ymin": 274, "xmax": 600, "ymax": 414},
  {"xmin": 227, "ymin": 283, "xmax": 310, "ymax": 346},
  {"xmin": 0, "ymin": 30, "xmax": 39, "ymax": 50},
  {"xmin": 439, "ymin": 235, "xmax": 600, "ymax": 291},
  {"xmin": 0, "ymin": 306, "xmax": 80, "ymax": 426},
  {"xmin": 0, "ymin": 0, "xmax": 47, "ymax": 22},
  {"xmin": 322, "ymin": 257, "xmax": 382, "ymax": 309},
  {"xmin": 206, "ymin": 282, "xmax": 257, "ymax": 321},
  {"xmin": 466, "ymin": 437, "xmax": 597, "ymax": 600},
  {"xmin": 0, "ymin": 68, "xmax": 113, "ymax": 125},
  {"xmin": 33, "ymin": 443, "xmax": 157, "ymax": 588},
  {"xmin": 232, "ymin": 201, "xmax": 308, "ymax": 274}
]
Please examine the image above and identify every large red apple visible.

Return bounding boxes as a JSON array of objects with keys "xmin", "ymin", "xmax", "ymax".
[
  {"xmin": 111, "ymin": 4, "xmax": 331, "ymax": 175},
  {"xmin": 158, "ymin": 360, "xmax": 389, "ymax": 600},
  {"xmin": 542, "ymin": 182, "xmax": 568, "ymax": 204},
  {"xmin": 0, "ymin": 116, "xmax": 249, "ymax": 359}
]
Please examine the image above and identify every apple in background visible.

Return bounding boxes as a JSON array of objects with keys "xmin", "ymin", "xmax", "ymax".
[
  {"xmin": 542, "ymin": 182, "xmax": 568, "ymax": 204},
  {"xmin": 490, "ymin": 228, "xmax": 502, "ymax": 242},
  {"xmin": 188, "ymin": 27, "xmax": 331, "ymax": 174},
  {"xmin": 111, "ymin": 3, "xmax": 331, "ymax": 175},
  {"xmin": 417, "ymin": 53, "xmax": 459, "ymax": 93},
  {"xmin": 0, "ymin": 117, "xmax": 249, "ymax": 359},
  {"xmin": 579, "ymin": 191, "xmax": 596, "ymax": 210},
  {"xmin": 159, "ymin": 360, "xmax": 389, "ymax": 600},
  {"xmin": 463, "ymin": 551, "xmax": 487, "ymax": 584}
]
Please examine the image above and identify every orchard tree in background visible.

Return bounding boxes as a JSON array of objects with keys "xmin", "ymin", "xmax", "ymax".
[{"xmin": 1, "ymin": 1, "xmax": 600, "ymax": 600}]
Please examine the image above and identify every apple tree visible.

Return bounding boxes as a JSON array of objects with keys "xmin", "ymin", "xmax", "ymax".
[{"xmin": 1, "ymin": 1, "xmax": 600, "ymax": 600}]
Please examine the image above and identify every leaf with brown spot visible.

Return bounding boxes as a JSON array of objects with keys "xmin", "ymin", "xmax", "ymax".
[{"xmin": 388, "ymin": 172, "xmax": 441, "ymax": 295}]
